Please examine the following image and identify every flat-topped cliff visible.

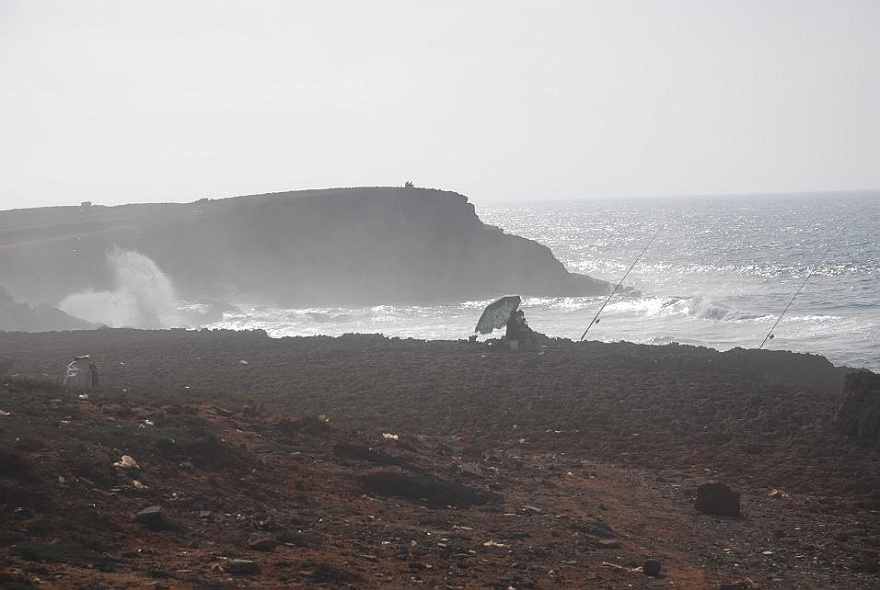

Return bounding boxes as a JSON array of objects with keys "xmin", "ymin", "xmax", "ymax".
[{"xmin": 0, "ymin": 187, "xmax": 609, "ymax": 312}]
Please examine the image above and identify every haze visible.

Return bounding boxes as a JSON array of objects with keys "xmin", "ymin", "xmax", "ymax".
[{"xmin": 1, "ymin": 0, "xmax": 878, "ymax": 210}]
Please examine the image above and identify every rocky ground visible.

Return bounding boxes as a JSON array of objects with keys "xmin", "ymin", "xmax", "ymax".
[{"xmin": 1, "ymin": 329, "xmax": 879, "ymax": 589}]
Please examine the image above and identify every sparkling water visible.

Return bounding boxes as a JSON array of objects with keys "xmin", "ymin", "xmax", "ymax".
[{"xmin": 203, "ymin": 191, "xmax": 879, "ymax": 372}]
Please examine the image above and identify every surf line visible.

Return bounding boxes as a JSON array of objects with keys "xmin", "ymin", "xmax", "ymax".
[
  {"xmin": 579, "ymin": 229, "xmax": 660, "ymax": 341},
  {"xmin": 758, "ymin": 250, "xmax": 827, "ymax": 349}
]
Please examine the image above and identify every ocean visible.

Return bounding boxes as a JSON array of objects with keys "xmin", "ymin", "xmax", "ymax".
[{"xmin": 195, "ymin": 191, "xmax": 880, "ymax": 372}]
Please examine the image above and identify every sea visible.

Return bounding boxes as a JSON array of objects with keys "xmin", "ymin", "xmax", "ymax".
[
  {"xmin": 195, "ymin": 191, "xmax": 878, "ymax": 372},
  {"xmin": 57, "ymin": 192, "xmax": 876, "ymax": 372}
]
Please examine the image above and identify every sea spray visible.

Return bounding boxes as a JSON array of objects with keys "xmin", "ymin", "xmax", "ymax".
[{"xmin": 59, "ymin": 248, "xmax": 181, "ymax": 329}]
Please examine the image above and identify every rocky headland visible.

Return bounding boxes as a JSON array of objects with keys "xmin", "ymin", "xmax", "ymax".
[{"xmin": 0, "ymin": 188, "xmax": 609, "ymax": 322}]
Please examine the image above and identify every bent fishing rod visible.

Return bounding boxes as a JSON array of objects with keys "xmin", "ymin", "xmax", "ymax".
[
  {"xmin": 759, "ymin": 250, "xmax": 827, "ymax": 349},
  {"xmin": 580, "ymin": 229, "xmax": 660, "ymax": 341}
]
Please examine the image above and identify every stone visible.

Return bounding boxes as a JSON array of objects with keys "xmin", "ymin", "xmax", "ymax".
[
  {"xmin": 133, "ymin": 505, "xmax": 182, "ymax": 532},
  {"xmin": 643, "ymin": 558, "xmax": 662, "ymax": 576},
  {"xmin": 248, "ymin": 536, "xmax": 279, "ymax": 551},
  {"xmin": 695, "ymin": 482, "xmax": 741, "ymax": 517},
  {"xmin": 225, "ymin": 559, "xmax": 260, "ymax": 575}
]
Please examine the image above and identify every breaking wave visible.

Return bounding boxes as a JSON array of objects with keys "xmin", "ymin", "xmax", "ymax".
[
  {"xmin": 669, "ymin": 295, "xmax": 760, "ymax": 321},
  {"xmin": 59, "ymin": 248, "xmax": 181, "ymax": 329}
]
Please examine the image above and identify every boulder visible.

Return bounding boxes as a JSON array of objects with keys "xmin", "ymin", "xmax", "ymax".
[
  {"xmin": 835, "ymin": 370, "xmax": 880, "ymax": 448},
  {"xmin": 133, "ymin": 505, "xmax": 182, "ymax": 532},
  {"xmin": 643, "ymin": 558, "xmax": 662, "ymax": 576},
  {"xmin": 695, "ymin": 482, "xmax": 741, "ymax": 517}
]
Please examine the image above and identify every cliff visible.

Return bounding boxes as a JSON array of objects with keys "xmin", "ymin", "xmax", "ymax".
[
  {"xmin": 0, "ymin": 286, "xmax": 96, "ymax": 332},
  {"xmin": 0, "ymin": 187, "xmax": 610, "ymax": 310}
]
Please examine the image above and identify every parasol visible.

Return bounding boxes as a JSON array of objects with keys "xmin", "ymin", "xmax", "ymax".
[{"xmin": 474, "ymin": 295, "xmax": 521, "ymax": 334}]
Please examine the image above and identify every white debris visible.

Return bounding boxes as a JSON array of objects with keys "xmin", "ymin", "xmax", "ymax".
[{"xmin": 114, "ymin": 455, "xmax": 138, "ymax": 469}]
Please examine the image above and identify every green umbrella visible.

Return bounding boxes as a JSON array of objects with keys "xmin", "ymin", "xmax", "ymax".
[{"xmin": 474, "ymin": 295, "xmax": 521, "ymax": 334}]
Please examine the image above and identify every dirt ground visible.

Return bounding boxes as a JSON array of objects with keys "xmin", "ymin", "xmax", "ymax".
[{"xmin": 1, "ymin": 329, "xmax": 879, "ymax": 589}]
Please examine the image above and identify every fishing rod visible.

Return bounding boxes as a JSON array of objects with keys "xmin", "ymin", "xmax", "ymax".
[
  {"xmin": 758, "ymin": 250, "xmax": 827, "ymax": 349},
  {"xmin": 580, "ymin": 229, "xmax": 660, "ymax": 341}
]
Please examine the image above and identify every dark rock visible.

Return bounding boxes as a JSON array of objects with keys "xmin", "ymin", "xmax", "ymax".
[
  {"xmin": 643, "ymin": 558, "xmax": 662, "ymax": 576},
  {"xmin": 695, "ymin": 482, "xmax": 741, "ymax": 517},
  {"xmin": 597, "ymin": 538, "xmax": 621, "ymax": 548},
  {"xmin": 835, "ymin": 370, "xmax": 880, "ymax": 448},
  {"xmin": 225, "ymin": 558, "xmax": 260, "ymax": 575},
  {"xmin": 72, "ymin": 451, "xmax": 117, "ymax": 487},
  {"xmin": 247, "ymin": 536, "xmax": 278, "ymax": 551},
  {"xmin": 133, "ymin": 505, "xmax": 182, "ymax": 532},
  {"xmin": 360, "ymin": 470, "xmax": 502, "ymax": 508},
  {"xmin": 0, "ymin": 285, "xmax": 95, "ymax": 332},
  {"xmin": 332, "ymin": 443, "xmax": 417, "ymax": 470},
  {"xmin": 0, "ymin": 451, "xmax": 32, "ymax": 481}
]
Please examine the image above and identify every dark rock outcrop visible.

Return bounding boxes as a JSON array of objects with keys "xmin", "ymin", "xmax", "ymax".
[
  {"xmin": 0, "ymin": 187, "xmax": 610, "ymax": 309},
  {"xmin": 695, "ymin": 482, "xmax": 741, "ymax": 517},
  {"xmin": 835, "ymin": 370, "xmax": 880, "ymax": 448},
  {"xmin": 0, "ymin": 286, "xmax": 96, "ymax": 332}
]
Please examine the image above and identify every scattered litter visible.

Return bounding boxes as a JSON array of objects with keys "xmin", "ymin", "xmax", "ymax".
[
  {"xmin": 601, "ymin": 561, "xmax": 646, "ymax": 574},
  {"xmin": 133, "ymin": 480, "xmax": 149, "ymax": 490},
  {"xmin": 142, "ymin": 419, "xmax": 154, "ymax": 427},
  {"xmin": 483, "ymin": 540, "xmax": 508, "ymax": 548},
  {"xmin": 0, "ymin": 410, "xmax": 10, "ymax": 417},
  {"xmin": 239, "ymin": 359, "xmax": 249, "ymax": 365},
  {"xmin": 78, "ymin": 393, "xmax": 89, "ymax": 400},
  {"xmin": 382, "ymin": 433, "xmax": 399, "ymax": 440},
  {"xmin": 114, "ymin": 455, "xmax": 138, "ymax": 469},
  {"xmin": 768, "ymin": 488, "xmax": 790, "ymax": 499}
]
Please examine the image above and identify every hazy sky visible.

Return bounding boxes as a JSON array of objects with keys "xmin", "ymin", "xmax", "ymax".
[{"xmin": 1, "ymin": 0, "xmax": 878, "ymax": 209}]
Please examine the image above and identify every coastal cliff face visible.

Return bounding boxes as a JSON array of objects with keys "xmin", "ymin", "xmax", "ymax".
[{"xmin": 0, "ymin": 187, "xmax": 609, "ymax": 311}]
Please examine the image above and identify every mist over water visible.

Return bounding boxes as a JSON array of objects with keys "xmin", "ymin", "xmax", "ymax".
[{"xmin": 59, "ymin": 248, "xmax": 181, "ymax": 329}]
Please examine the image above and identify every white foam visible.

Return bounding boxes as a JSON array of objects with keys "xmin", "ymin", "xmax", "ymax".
[{"xmin": 59, "ymin": 248, "xmax": 182, "ymax": 329}]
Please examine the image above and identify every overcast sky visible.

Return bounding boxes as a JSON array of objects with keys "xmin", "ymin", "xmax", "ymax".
[{"xmin": 1, "ymin": 0, "xmax": 878, "ymax": 210}]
